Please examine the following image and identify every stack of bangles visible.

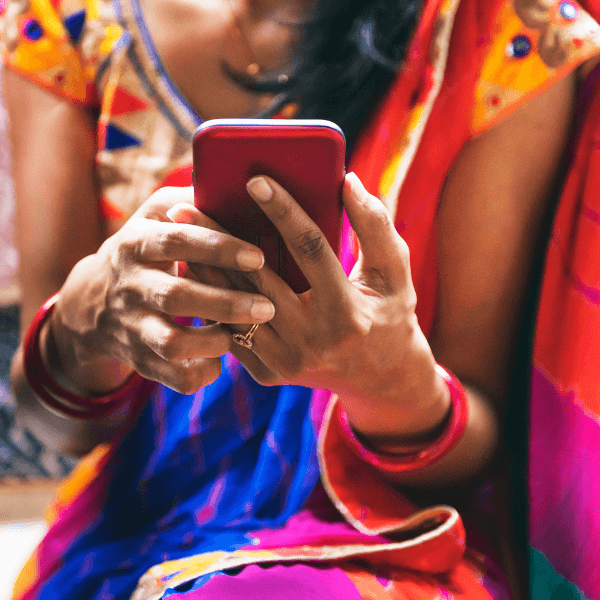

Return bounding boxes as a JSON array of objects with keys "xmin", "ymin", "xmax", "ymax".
[
  {"xmin": 23, "ymin": 292, "xmax": 144, "ymax": 420},
  {"xmin": 335, "ymin": 364, "xmax": 469, "ymax": 472}
]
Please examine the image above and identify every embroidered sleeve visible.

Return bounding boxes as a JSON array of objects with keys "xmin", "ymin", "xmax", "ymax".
[
  {"xmin": 0, "ymin": 0, "xmax": 122, "ymax": 104},
  {"xmin": 472, "ymin": 0, "xmax": 600, "ymax": 133}
]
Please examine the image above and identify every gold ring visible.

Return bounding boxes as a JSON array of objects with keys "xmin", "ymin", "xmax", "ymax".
[{"xmin": 232, "ymin": 323, "xmax": 259, "ymax": 349}]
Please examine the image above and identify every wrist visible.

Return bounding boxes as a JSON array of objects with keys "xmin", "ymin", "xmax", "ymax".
[
  {"xmin": 336, "ymin": 364, "xmax": 469, "ymax": 473},
  {"xmin": 24, "ymin": 293, "xmax": 141, "ymax": 420},
  {"xmin": 45, "ymin": 293, "xmax": 134, "ymax": 396},
  {"xmin": 341, "ymin": 353, "xmax": 452, "ymax": 445}
]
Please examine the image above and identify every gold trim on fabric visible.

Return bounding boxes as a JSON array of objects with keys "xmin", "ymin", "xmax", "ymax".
[{"xmin": 379, "ymin": 0, "xmax": 462, "ymax": 222}]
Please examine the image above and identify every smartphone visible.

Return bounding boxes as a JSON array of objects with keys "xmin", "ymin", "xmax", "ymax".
[{"xmin": 192, "ymin": 119, "xmax": 346, "ymax": 293}]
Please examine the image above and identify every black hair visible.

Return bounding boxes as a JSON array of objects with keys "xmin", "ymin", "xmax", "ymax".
[{"xmin": 227, "ymin": 0, "xmax": 423, "ymax": 155}]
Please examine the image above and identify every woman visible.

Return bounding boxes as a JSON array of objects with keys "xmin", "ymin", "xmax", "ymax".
[{"xmin": 2, "ymin": 0, "xmax": 600, "ymax": 598}]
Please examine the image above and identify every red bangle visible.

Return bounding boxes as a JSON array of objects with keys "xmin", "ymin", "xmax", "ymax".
[
  {"xmin": 336, "ymin": 364, "xmax": 469, "ymax": 473},
  {"xmin": 23, "ymin": 292, "xmax": 143, "ymax": 420}
]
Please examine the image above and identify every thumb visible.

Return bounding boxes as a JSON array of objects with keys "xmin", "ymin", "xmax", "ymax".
[{"xmin": 343, "ymin": 173, "xmax": 411, "ymax": 287}]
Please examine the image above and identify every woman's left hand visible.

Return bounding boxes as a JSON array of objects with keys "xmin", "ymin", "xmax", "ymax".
[{"xmin": 175, "ymin": 173, "xmax": 450, "ymax": 443}]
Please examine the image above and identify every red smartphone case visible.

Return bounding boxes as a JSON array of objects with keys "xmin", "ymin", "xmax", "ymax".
[{"xmin": 193, "ymin": 119, "xmax": 346, "ymax": 293}]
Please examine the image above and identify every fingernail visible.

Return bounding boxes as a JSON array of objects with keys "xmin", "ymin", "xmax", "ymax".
[
  {"xmin": 237, "ymin": 249, "xmax": 264, "ymax": 270},
  {"xmin": 346, "ymin": 172, "xmax": 367, "ymax": 202},
  {"xmin": 251, "ymin": 298, "xmax": 275, "ymax": 321},
  {"xmin": 167, "ymin": 204, "xmax": 195, "ymax": 224},
  {"xmin": 247, "ymin": 177, "xmax": 273, "ymax": 202}
]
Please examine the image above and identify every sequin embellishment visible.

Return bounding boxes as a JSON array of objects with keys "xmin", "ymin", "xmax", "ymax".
[
  {"xmin": 506, "ymin": 35, "xmax": 532, "ymax": 58},
  {"xmin": 22, "ymin": 19, "xmax": 44, "ymax": 41},
  {"xmin": 559, "ymin": 2, "xmax": 578, "ymax": 21}
]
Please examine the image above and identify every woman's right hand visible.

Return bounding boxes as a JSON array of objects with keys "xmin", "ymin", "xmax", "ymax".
[{"xmin": 48, "ymin": 186, "xmax": 275, "ymax": 396}]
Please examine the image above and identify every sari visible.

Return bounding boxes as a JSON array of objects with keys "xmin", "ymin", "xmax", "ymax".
[
  {"xmin": 530, "ymin": 59, "xmax": 600, "ymax": 599},
  {"xmin": 2, "ymin": 0, "xmax": 600, "ymax": 598}
]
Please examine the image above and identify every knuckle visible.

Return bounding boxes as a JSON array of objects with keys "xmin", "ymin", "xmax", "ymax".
[
  {"xmin": 114, "ymin": 236, "xmax": 141, "ymax": 266},
  {"xmin": 201, "ymin": 229, "xmax": 225, "ymax": 256},
  {"xmin": 171, "ymin": 362, "xmax": 198, "ymax": 395},
  {"xmin": 148, "ymin": 187, "xmax": 172, "ymax": 205},
  {"xmin": 156, "ymin": 227, "xmax": 186, "ymax": 255},
  {"xmin": 404, "ymin": 284, "xmax": 418, "ymax": 313},
  {"xmin": 362, "ymin": 266, "xmax": 393, "ymax": 296},
  {"xmin": 200, "ymin": 359, "xmax": 223, "ymax": 387},
  {"xmin": 153, "ymin": 327, "xmax": 182, "ymax": 361},
  {"xmin": 305, "ymin": 341, "xmax": 336, "ymax": 370},
  {"xmin": 397, "ymin": 235, "xmax": 410, "ymax": 262},
  {"xmin": 154, "ymin": 279, "xmax": 185, "ymax": 313},
  {"xmin": 146, "ymin": 186, "xmax": 189, "ymax": 214},
  {"xmin": 271, "ymin": 197, "xmax": 294, "ymax": 222},
  {"xmin": 113, "ymin": 284, "xmax": 142, "ymax": 314},
  {"xmin": 111, "ymin": 267, "xmax": 144, "ymax": 303},
  {"xmin": 344, "ymin": 309, "xmax": 373, "ymax": 338},
  {"xmin": 170, "ymin": 379, "xmax": 190, "ymax": 395},
  {"xmin": 176, "ymin": 358, "xmax": 221, "ymax": 393},
  {"xmin": 347, "ymin": 316, "xmax": 370, "ymax": 340},
  {"xmin": 293, "ymin": 229, "xmax": 326, "ymax": 263},
  {"xmin": 369, "ymin": 204, "xmax": 393, "ymax": 230}
]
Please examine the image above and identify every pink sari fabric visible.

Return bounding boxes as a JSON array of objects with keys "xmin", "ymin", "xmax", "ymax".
[{"xmin": 530, "ymin": 60, "xmax": 600, "ymax": 599}]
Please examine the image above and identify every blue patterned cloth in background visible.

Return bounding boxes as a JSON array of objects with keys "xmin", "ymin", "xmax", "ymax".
[{"xmin": 0, "ymin": 304, "xmax": 75, "ymax": 478}]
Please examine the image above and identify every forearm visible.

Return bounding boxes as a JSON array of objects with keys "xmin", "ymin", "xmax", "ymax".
[{"xmin": 11, "ymin": 253, "xmax": 144, "ymax": 456}]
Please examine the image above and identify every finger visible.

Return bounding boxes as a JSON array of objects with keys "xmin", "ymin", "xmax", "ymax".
[
  {"xmin": 166, "ymin": 211, "xmax": 304, "ymax": 344},
  {"xmin": 230, "ymin": 348, "xmax": 284, "ymax": 387},
  {"xmin": 132, "ymin": 348, "xmax": 223, "ymax": 395},
  {"xmin": 343, "ymin": 172, "xmax": 411, "ymax": 290},
  {"xmin": 227, "ymin": 323, "xmax": 287, "ymax": 387},
  {"xmin": 246, "ymin": 176, "xmax": 349, "ymax": 294},
  {"xmin": 129, "ymin": 220, "xmax": 265, "ymax": 272},
  {"xmin": 227, "ymin": 314, "xmax": 311, "ymax": 388},
  {"xmin": 224, "ymin": 261, "xmax": 309, "ymax": 345},
  {"xmin": 124, "ymin": 310, "xmax": 226, "ymax": 394},
  {"xmin": 167, "ymin": 204, "xmax": 240, "ymax": 289},
  {"xmin": 167, "ymin": 202, "xmax": 227, "ymax": 234},
  {"xmin": 185, "ymin": 262, "xmax": 233, "ymax": 290},
  {"xmin": 136, "ymin": 313, "xmax": 231, "ymax": 361},
  {"xmin": 134, "ymin": 268, "xmax": 276, "ymax": 324},
  {"xmin": 137, "ymin": 186, "xmax": 195, "ymax": 221}
]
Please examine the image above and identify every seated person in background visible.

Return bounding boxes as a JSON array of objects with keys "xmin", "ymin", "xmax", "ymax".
[
  {"xmin": 0, "ymin": 75, "xmax": 74, "ymax": 480},
  {"xmin": 2, "ymin": 0, "xmax": 600, "ymax": 598}
]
